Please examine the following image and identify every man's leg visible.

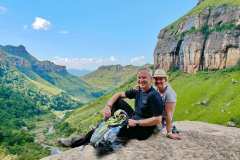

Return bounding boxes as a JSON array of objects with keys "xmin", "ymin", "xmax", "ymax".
[
  {"xmin": 111, "ymin": 98, "xmax": 134, "ymax": 118},
  {"xmin": 112, "ymin": 99, "xmax": 155, "ymax": 140},
  {"xmin": 118, "ymin": 126, "xmax": 155, "ymax": 140},
  {"xmin": 71, "ymin": 98, "xmax": 134, "ymax": 148},
  {"xmin": 70, "ymin": 129, "xmax": 95, "ymax": 148}
]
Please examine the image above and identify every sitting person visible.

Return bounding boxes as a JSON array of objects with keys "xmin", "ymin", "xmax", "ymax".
[
  {"xmin": 70, "ymin": 68, "xmax": 164, "ymax": 147},
  {"xmin": 153, "ymin": 69, "xmax": 181, "ymax": 140}
]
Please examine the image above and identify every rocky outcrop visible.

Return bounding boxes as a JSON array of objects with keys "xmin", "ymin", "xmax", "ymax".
[
  {"xmin": 154, "ymin": 3, "xmax": 240, "ymax": 73},
  {"xmin": 41, "ymin": 121, "xmax": 240, "ymax": 160},
  {"xmin": 0, "ymin": 45, "xmax": 37, "ymax": 63},
  {"xmin": 97, "ymin": 64, "xmax": 139, "ymax": 72},
  {"xmin": 32, "ymin": 60, "xmax": 67, "ymax": 74}
]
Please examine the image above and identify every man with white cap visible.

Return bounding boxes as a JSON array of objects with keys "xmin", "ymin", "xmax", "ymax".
[{"xmin": 153, "ymin": 69, "xmax": 181, "ymax": 140}]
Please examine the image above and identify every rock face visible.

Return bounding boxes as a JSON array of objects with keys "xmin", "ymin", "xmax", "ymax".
[
  {"xmin": 154, "ymin": 3, "xmax": 240, "ymax": 73},
  {"xmin": 41, "ymin": 121, "xmax": 240, "ymax": 160}
]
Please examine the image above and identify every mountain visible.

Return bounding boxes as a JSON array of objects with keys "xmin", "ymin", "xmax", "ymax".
[
  {"xmin": 154, "ymin": 0, "xmax": 240, "ymax": 73},
  {"xmin": 0, "ymin": 45, "xmax": 102, "ymax": 102},
  {"xmin": 81, "ymin": 64, "xmax": 140, "ymax": 92},
  {"xmin": 67, "ymin": 68, "xmax": 91, "ymax": 77}
]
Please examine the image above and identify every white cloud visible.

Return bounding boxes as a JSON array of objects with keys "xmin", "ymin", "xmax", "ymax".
[
  {"xmin": 58, "ymin": 30, "xmax": 69, "ymax": 34},
  {"xmin": 130, "ymin": 56, "xmax": 146, "ymax": 66},
  {"xmin": 51, "ymin": 56, "xmax": 118, "ymax": 70},
  {"xmin": 32, "ymin": 17, "xmax": 51, "ymax": 30},
  {"xmin": 0, "ymin": 6, "xmax": 7, "ymax": 14}
]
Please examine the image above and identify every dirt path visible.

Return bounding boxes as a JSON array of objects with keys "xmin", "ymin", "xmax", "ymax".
[{"xmin": 41, "ymin": 121, "xmax": 240, "ymax": 160}]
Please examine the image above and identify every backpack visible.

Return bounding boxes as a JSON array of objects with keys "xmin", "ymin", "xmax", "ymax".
[{"xmin": 90, "ymin": 109, "xmax": 128, "ymax": 154}]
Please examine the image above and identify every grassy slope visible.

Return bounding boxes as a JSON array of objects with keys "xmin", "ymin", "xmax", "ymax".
[
  {"xmin": 172, "ymin": 69, "xmax": 240, "ymax": 125},
  {"xmin": 189, "ymin": 0, "xmax": 240, "ymax": 15},
  {"xmin": 48, "ymin": 72, "xmax": 99, "ymax": 102},
  {"xmin": 21, "ymin": 70, "xmax": 62, "ymax": 96},
  {"xmin": 64, "ymin": 68, "xmax": 240, "ymax": 134},
  {"xmin": 81, "ymin": 65, "xmax": 138, "ymax": 91}
]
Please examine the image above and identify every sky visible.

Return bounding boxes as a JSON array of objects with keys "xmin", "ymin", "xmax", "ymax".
[{"xmin": 0, "ymin": 0, "xmax": 197, "ymax": 70}]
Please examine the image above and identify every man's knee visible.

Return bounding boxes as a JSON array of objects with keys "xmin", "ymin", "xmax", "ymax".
[{"xmin": 111, "ymin": 98, "xmax": 134, "ymax": 117}]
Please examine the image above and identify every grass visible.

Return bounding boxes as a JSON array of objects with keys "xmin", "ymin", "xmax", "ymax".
[
  {"xmin": 0, "ymin": 147, "xmax": 16, "ymax": 160},
  {"xmin": 171, "ymin": 69, "xmax": 240, "ymax": 125},
  {"xmin": 178, "ymin": 22, "xmax": 239, "ymax": 39},
  {"xmin": 28, "ymin": 79, "xmax": 61, "ymax": 96},
  {"xmin": 189, "ymin": 0, "xmax": 240, "ymax": 16},
  {"xmin": 64, "ymin": 67, "xmax": 240, "ymax": 135},
  {"xmin": 48, "ymin": 72, "xmax": 100, "ymax": 102}
]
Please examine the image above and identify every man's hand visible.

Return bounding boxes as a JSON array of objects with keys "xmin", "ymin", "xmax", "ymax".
[
  {"xmin": 102, "ymin": 105, "xmax": 111, "ymax": 119},
  {"xmin": 128, "ymin": 119, "xmax": 138, "ymax": 127},
  {"xmin": 167, "ymin": 133, "xmax": 182, "ymax": 140}
]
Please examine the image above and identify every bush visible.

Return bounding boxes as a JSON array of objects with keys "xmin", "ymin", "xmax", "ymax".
[
  {"xmin": 54, "ymin": 122, "xmax": 76, "ymax": 137},
  {"xmin": 230, "ymin": 117, "xmax": 240, "ymax": 127}
]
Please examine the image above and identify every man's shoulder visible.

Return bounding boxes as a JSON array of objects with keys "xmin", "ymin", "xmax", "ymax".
[{"xmin": 148, "ymin": 87, "xmax": 161, "ymax": 99}]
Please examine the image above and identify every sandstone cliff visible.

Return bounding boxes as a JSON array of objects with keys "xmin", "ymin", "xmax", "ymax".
[
  {"xmin": 41, "ymin": 121, "xmax": 240, "ymax": 160},
  {"xmin": 154, "ymin": 0, "xmax": 240, "ymax": 73}
]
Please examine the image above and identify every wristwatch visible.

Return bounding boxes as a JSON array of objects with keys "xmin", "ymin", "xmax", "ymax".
[{"xmin": 136, "ymin": 120, "xmax": 140, "ymax": 127}]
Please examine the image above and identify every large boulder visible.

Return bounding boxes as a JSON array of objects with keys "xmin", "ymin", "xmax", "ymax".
[{"xmin": 41, "ymin": 121, "xmax": 240, "ymax": 160}]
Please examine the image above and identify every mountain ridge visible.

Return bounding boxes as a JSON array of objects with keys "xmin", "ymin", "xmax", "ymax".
[
  {"xmin": 81, "ymin": 64, "xmax": 140, "ymax": 92},
  {"xmin": 0, "ymin": 44, "xmax": 102, "ymax": 101}
]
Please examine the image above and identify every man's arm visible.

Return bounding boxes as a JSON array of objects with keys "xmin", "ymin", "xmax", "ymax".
[
  {"xmin": 128, "ymin": 116, "xmax": 162, "ymax": 127},
  {"xmin": 129, "ymin": 92, "xmax": 163, "ymax": 127},
  {"xmin": 165, "ymin": 102, "xmax": 181, "ymax": 140},
  {"xmin": 165, "ymin": 102, "xmax": 176, "ymax": 133},
  {"xmin": 102, "ymin": 92, "xmax": 126, "ymax": 118},
  {"xmin": 106, "ymin": 92, "xmax": 126, "ymax": 108}
]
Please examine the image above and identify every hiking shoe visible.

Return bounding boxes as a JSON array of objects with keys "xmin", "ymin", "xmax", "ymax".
[{"xmin": 58, "ymin": 138, "xmax": 72, "ymax": 147}]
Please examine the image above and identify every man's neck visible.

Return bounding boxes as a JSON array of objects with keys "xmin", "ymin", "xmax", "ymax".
[{"xmin": 142, "ymin": 86, "xmax": 151, "ymax": 92}]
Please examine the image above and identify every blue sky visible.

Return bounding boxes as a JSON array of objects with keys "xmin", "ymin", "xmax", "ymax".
[{"xmin": 0, "ymin": 0, "xmax": 197, "ymax": 70}]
